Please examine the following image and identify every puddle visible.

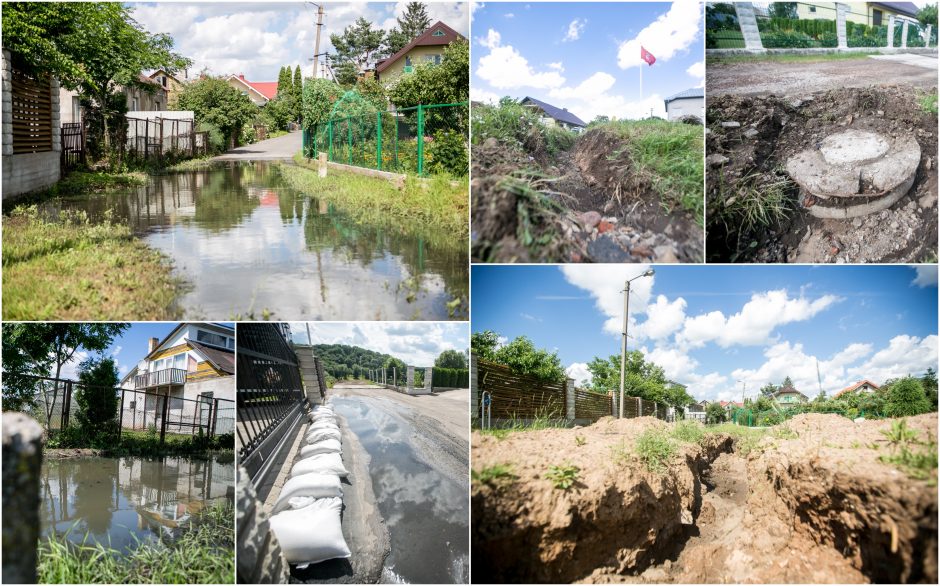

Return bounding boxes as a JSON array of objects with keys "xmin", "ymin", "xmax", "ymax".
[
  {"xmin": 41, "ymin": 162, "xmax": 468, "ymax": 320},
  {"xmin": 40, "ymin": 455, "xmax": 234, "ymax": 552},
  {"xmin": 331, "ymin": 397, "xmax": 469, "ymax": 584}
]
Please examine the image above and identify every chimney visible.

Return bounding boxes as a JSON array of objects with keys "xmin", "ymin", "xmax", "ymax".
[{"xmin": 148, "ymin": 337, "xmax": 159, "ymax": 352}]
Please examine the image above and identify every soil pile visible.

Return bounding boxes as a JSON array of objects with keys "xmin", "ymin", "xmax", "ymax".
[{"xmin": 706, "ymin": 86, "xmax": 938, "ymax": 262}]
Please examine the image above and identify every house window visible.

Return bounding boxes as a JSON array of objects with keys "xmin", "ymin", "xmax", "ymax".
[
  {"xmin": 405, "ymin": 56, "xmax": 412, "ymax": 66},
  {"xmin": 173, "ymin": 353, "xmax": 186, "ymax": 370},
  {"xmin": 71, "ymin": 96, "xmax": 81, "ymax": 124},
  {"xmin": 424, "ymin": 54, "xmax": 442, "ymax": 65},
  {"xmin": 809, "ymin": 6, "xmax": 816, "ymax": 12},
  {"xmin": 196, "ymin": 329, "xmax": 231, "ymax": 348},
  {"xmin": 160, "ymin": 76, "xmax": 167, "ymax": 88},
  {"xmin": 131, "ymin": 97, "xmax": 139, "ymax": 111},
  {"xmin": 432, "ymin": 29, "xmax": 445, "ymax": 36},
  {"xmin": 873, "ymin": 9, "xmax": 883, "ymax": 26}
]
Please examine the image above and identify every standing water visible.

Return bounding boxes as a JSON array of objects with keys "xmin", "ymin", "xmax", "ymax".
[
  {"xmin": 40, "ymin": 455, "xmax": 234, "ymax": 551},
  {"xmin": 42, "ymin": 162, "xmax": 468, "ymax": 320},
  {"xmin": 331, "ymin": 396, "xmax": 469, "ymax": 584}
]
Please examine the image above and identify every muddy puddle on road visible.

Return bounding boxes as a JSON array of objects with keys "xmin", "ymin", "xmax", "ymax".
[
  {"xmin": 41, "ymin": 162, "xmax": 467, "ymax": 320},
  {"xmin": 40, "ymin": 455, "xmax": 234, "ymax": 551},
  {"xmin": 331, "ymin": 396, "xmax": 469, "ymax": 584}
]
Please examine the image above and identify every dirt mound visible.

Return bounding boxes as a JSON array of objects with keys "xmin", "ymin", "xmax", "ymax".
[{"xmin": 706, "ymin": 86, "xmax": 938, "ymax": 263}]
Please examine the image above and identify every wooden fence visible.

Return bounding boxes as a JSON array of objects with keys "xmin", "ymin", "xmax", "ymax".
[
  {"xmin": 10, "ymin": 65, "xmax": 53, "ymax": 154},
  {"xmin": 476, "ymin": 359, "xmax": 566, "ymax": 420},
  {"xmin": 572, "ymin": 387, "xmax": 613, "ymax": 421},
  {"xmin": 61, "ymin": 123, "xmax": 84, "ymax": 171}
]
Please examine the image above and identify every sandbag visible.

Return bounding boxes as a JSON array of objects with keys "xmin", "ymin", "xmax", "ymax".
[
  {"xmin": 310, "ymin": 420, "xmax": 339, "ymax": 431},
  {"xmin": 300, "ymin": 438, "xmax": 342, "ymax": 458},
  {"xmin": 291, "ymin": 452, "xmax": 349, "ymax": 478},
  {"xmin": 272, "ymin": 473, "xmax": 342, "ymax": 514},
  {"xmin": 310, "ymin": 412, "xmax": 336, "ymax": 423},
  {"xmin": 269, "ymin": 497, "xmax": 351, "ymax": 568},
  {"xmin": 306, "ymin": 427, "xmax": 341, "ymax": 443}
]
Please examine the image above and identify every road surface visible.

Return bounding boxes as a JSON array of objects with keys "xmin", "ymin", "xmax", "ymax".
[{"xmin": 212, "ymin": 130, "xmax": 302, "ymax": 161}]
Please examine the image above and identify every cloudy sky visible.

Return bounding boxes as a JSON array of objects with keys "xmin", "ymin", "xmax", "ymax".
[
  {"xmin": 130, "ymin": 1, "xmax": 470, "ymax": 81},
  {"xmin": 471, "ymin": 1, "xmax": 704, "ymax": 121},
  {"xmin": 471, "ymin": 265, "xmax": 939, "ymax": 403},
  {"xmin": 289, "ymin": 322, "xmax": 469, "ymax": 366}
]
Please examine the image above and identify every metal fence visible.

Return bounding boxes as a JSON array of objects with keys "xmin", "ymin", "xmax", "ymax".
[
  {"xmin": 7, "ymin": 374, "xmax": 234, "ymax": 444},
  {"xmin": 61, "ymin": 122, "xmax": 85, "ymax": 172},
  {"xmin": 302, "ymin": 102, "xmax": 469, "ymax": 176},
  {"xmin": 728, "ymin": 404, "xmax": 886, "ymax": 427},
  {"xmin": 236, "ymin": 323, "xmax": 307, "ymax": 484},
  {"xmin": 124, "ymin": 116, "xmax": 210, "ymax": 161}
]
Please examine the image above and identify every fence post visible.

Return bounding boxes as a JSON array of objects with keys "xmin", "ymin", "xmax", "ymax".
[
  {"xmin": 212, "ymin": 398, "xmax": 221, "ymax": 437},
  {"xmin": 318, "ymin": 151, "xmax": 327, "ymax": 178},
  {"xmin": 406, "ymin": 366, "xmax": 415, "ymax": 393},
  {"xmin": 835, "ymin": 3, "xmax": 848, "ymax": 49},
  {"xmin": 470, "ymin": 355, "xmax": 479, "ymax": 424},
  {"xmin": 733, "ymin": 3, "xmax": 764, "ymax": 51},
  {"xmin": 347, "ymin": 118, "xmax": 352, "ymax": 165},
  {"xmin": 901, "ymin": 20, "xmax": 909, "ymax": 48},
  {"xmin": 636, "ymin": 397, "xmax": 642, "ymax": 418},
  {"xmin": 159, "ymin": 393, "xmax": 169, "ymax": 446},
  {"xmin": 887, "ymin": 14, "xmax": 895, "ymax": 48},
  {"xmin": 926, "ymin": 25, "xmax": 932, "ymax": 48},
  {"xmin": 376, "ymin": 112, "xmax": 383, "ymax": 171},
  {"xmin": 118, "ymin": 388, "xmax": 125, "ymax": 440},
  {"xmin": 565, "ymin": 378, "xmax": 576, "ymax": 422},
  {"xmin": 328, "ymin": 120, "xmax": 333, "ymax": 161},
  {"xmin": 62, "ymin": 380, "xmax": 72, "ymax": 430},
  {"xmin": 417, "ymin": 104, "xmax": 425, "ymax": 176},
  {"xmin": 2, "ymin": 413, "xmax": 43, "ymax": 584}
]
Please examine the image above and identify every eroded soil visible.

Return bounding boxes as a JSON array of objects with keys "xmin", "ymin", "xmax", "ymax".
[
  {"xmin": 706, "ymin": 86, "xmax": 938, "ymax": 262},
  {"xmin": 471, "ymin": 127, "xmax": 703, "ymax": 263},
  {"xmin": 472, "ymin": 414, "xmax": 938, "ymax": 584}
]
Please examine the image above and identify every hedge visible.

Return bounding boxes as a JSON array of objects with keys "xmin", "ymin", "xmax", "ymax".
[{"xmin": 432, "ymin": 367, "xmax": 469, "ymax": 388}]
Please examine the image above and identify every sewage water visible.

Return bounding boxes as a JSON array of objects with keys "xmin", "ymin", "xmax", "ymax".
[
  {"xmin": 331, "ymin": 397, "xmax": 469, "ymax": 584},
  {"xmin": 40, "ymin": 455, "xmax": 234, "ymax": 551},
  {"xmin": 43, "ymin": 162, "xmax": 467, "ymax": 320}
]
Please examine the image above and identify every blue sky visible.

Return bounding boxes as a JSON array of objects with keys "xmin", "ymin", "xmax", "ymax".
[
  {"xmin": 471, "ymin": 265, "xmax": 939, "ymax": 402},
  {"xmin": 130, "ymin": 2, "xmax": 470, "ymax": 81},
  {"xmin": 60, "ymin": 322, "xmax": 234, "ymax": 380},
  {"xmin": 471, "ymin": 1, "xmax": 704, "ymax": 120},
  {"xmin": 287, "ymin": 322, "xmax": 469, "ymax": 366}
]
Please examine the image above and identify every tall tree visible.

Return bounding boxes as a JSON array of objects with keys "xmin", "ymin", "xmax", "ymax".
[
  {"xmin": 435, "ymin": 349, "xmax": 467, "ymax": 369},
  {"xmin": 330, "ymin": 17, "xmax": 387, "ymax": 85},
  {"xmin": 75, "ymin": 357, "xmax": 120, "ymax": 440},
  {"xmin": 387, "ymin": 2, "xmax": 433, "ymax": 54},
  {"xmin": 1, "ymin": 323, "xmax": 128, "ymax": 416},
  {"xmin": 388, "ymin": 38, "xmax": 469, "ymax": 107},
  {"xmin": 177, "ymin": 77, "xmax": 258, "ymax": 149},
  {"xmin": 293, "ymin": 65, "xmax": 303, "ymax": 122},
  {"xmin": 277, "ymin": 66, "xmax": 290, "ymax": 95},
  {"xmin": 918, "ymin": 4, "xmax": 938, "ymax": 27}
]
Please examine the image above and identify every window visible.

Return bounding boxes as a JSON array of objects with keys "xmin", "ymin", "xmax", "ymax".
[
  {"xmin": 405, "ymin": 56, "xmax": 412, "ymax": 66},
  {"xmin": 71, "ymin": 96, "xmax": 81, "ymax": 124},
  {"xmin": 196, "ymin": 329, "xmax": 232, "ymax": 348},
  {"xmin": 173, "ymin": 353, "xmax": 186, "ymax": 370},
  {"xmin": 432, "ymin": 29, "xmax": 445, "ymax": 37},
  {"xmin": 132, "ymin": 97, "xmax": 139, "ymax": 111},
  {"xmin": 809, "ymin": 6, "xmax": 816, "ymax": 12},
  {"xmin": 424, "ymin": 54, "xmax": 442, "ymax": 65},
  {"xmin": 873, "ymin": 9, "xmax": 882, "ymax": 26},
  {"xmin": 160, "ymin": 75, "xmax": 167, "ymax": 88}
]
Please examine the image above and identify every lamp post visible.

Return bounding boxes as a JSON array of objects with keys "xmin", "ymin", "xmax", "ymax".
[{"xmin": 619, "ymin": 269, "xmax": 655, "ymax": 419}]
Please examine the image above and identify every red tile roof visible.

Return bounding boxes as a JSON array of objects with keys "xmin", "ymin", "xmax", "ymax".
[
  {"xmin": 376, "ymin": 21, "xmax": 465, "ymax": 74},
  {"xmin": 231, "ymin": 74, "xmax": 279, "ymax": 100},
  {"xmin": 833, "ymin": 379, "xmax": 880, "ymax": 398}
]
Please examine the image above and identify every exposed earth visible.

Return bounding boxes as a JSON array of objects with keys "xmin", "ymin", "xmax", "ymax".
[
  {"xmin": 472, "ymin": 414, "xmax": 938, "ymax": 584},
  {"xmin": 471, "ymin": 126, "xmax": 704, "ymax": 263},
  {"xmin": 706, "ymin": 85, "xmax": 938, "ymax": 262}
]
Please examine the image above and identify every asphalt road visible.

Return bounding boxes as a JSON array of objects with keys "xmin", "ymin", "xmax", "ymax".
[{"xmin": 212, "ymin": 129, "xmax": 302, "ymax": 161}]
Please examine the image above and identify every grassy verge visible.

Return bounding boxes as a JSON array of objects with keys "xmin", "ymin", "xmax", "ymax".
[
  {"xmin": 707, "ymin": 51, "xmax": 879, "ymax": 65},
  {"xmin": 283, "ymin": 156, "xmax": 468, "ymax": 237},
  {"xmin": 2, "ymin": 206, "xmax": 180, "ymax": 320},
  {"xmin": 3, "ymin": 171, "xmax": 147, "ymax": 209},
  {"xmin": 47, "ymin": 426, "xmax": 234, "ymax": 459},
  {"xmin": 38, "ymin": 501, "xmax": 234, "ymax": 584},
  {"xmin": 161, "ymin": 156, "xmax": 218, "ymax": 172}
]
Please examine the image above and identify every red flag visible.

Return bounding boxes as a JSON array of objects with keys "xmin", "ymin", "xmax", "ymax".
[{"xmin": 640, "ymin": 46, "xmax": 656, "ymax": 66}]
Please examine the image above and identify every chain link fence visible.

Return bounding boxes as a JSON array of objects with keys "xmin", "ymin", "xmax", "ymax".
[{"xmin": 302, "ymin": 102, "xmax": 469, "ymax": 177}]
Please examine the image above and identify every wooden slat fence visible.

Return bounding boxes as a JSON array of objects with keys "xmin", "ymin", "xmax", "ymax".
[
  {"xmin": 573, "ymin": 388, "xmax": 612, "ymax": 421},
  {"xmin": 477, "ymin": 359, "xmax": 565, "ymax": 419},
  {"xmin": 11, "ymin": 66, "xmax": 53, "ymax": 154}
]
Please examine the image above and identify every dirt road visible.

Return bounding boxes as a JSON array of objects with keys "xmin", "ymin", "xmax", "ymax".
[{"xmin": 707, "ymin": 54, "xmax": 938, "ymax": 97}]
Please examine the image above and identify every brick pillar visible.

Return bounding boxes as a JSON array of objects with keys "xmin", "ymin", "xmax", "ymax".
[
  {"xmin": 565, "ymin": 378, "xmax": 576, "ymax": 421},
  {"xmin": 734, "ymin": 3, "xmax": 764, "ymax": 51},
  {"xmin": 901, "ymin": 20, "xmax": 909, "ymax": 48},
  {"xmin": 2, "ymin": 413, "xmax": 43, "ymax": 584},
  {"xmin": 836, "ymin": 3, "xmax": 848, "ymax": 49},
  {"xmin": 887, "ymin": 15, "xmax": 896, "ymax": 48}
]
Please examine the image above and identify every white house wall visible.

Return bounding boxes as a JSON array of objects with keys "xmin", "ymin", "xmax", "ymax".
[{"xmin": 666, "ymin": 97, "xmax": 705, "ymax": 121}]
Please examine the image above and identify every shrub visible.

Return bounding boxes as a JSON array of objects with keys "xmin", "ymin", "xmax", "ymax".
[
  {"xmin": 761, "ymin": 30, "xmax": 817, "ymax": 48},
  {"xmin": 545, "ymin": 464, "xmax": 580, "ymax": 489},
  {"xmin": 885, "ymin": 377, "xmax": 932, "ymax": 417},
  {"xmin": 672, "ymin": 420, "xmax": 706, "ymax": 443},
  {"xmin": 636, "ymin": 428, "xmax": 676, "ymax": 473},
  {"xmin": 705, "ymin": 402, "xmax": 727, "ymax": 424},
  {"xmin": 197, "ymin": 122, "xmax": 225, "ymax": 153},
  {"xmin": 426, "ymin": 129, "xmax": 468, "ymax": 176}
]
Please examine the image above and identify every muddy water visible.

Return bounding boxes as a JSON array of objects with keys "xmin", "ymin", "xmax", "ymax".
[
  {"xmin": 42, "ymin": 162, "xmax": 467, "ymax": 320},
  {"xmin": 40, "ymin": 455, "xmax": 234, "ymax": 551},
  {"xmin": 331, "ymin": 396, "xmax": 469, "ymax": 584}
]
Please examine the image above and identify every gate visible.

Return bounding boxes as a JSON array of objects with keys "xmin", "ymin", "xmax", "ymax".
[{"xmin": 61, "ymin": 122, "xmax": 85, "ymax": 172}]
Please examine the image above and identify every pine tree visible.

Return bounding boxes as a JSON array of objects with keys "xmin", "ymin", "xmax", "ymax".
[
  {"xmin": 277, "ymin": 66, "xmax": 291, "ymax": 96},
  {"xmin": 387, "ymin": 2, "xmax": 432, "ymax": 54}
]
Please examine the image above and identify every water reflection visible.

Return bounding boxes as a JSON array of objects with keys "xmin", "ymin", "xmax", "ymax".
[
  {"xmin": 43, "ymin": 162, "xmax": 468, "ymax": 320},
  {"xmin": 40, "ymin": 456, "xmax": 234, "ymax": 551}
]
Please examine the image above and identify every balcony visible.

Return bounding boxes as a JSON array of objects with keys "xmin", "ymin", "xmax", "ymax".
[{"xmin": 135, "ymin": 368, "xmax": 187, "ymax": 389}]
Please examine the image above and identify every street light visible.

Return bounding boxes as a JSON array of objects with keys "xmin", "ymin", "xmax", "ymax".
[{"xmin": 619, "ymin": 269, "xmax": 655, "ymax": 419}]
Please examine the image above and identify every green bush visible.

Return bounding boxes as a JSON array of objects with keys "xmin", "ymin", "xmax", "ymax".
[
  {"xmin": 240, "ymin": 126, "xmax": 257, "ymax": 145},
  {"xmin": 431, "ymin": 367, "xmax": 469, "ymax": 388},
  {"xmin": 885, "ymin": 377, "xmax": 932, "ymax": 417},
  {"xmin": 848, "ymin": 34, "xmax": 881, "ymax": 47},
  {"xmin": 761, "ymin": 30, "xmax": 818, "ymax": 48},
  {"xmin": 635, "ymin": 428, "xmax": 676, "ymax": 473},
  {"xmin": 818, "ymin": 31, "xmax": 839, "ymax": 47},
  {"xmin": 197, "ymin": 122, "xmax": 225, "ymax": 153},
  {"xmin": 426, "ymin": 129, "xmax": 468, "ymax": 176}
]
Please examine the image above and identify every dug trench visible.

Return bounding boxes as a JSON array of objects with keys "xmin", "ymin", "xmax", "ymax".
[
  {"xmin": 472, "ymin": 126, "xmax": 704, "ymax": 263},
  {"xmin": 471, "ymin": 414, "xmax": 937, "ymax": 584},
  {"xmin": 706, "ymin": 86, "xmax": 938, "ymax": 263}
]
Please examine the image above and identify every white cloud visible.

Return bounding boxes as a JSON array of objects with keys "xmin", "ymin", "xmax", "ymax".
[
  {"xmin": 520, "ymin": 312, "xmax": 542, "ymax": 322},
  {"xmin": 470, "ymin": 86, "xmax": 501, "ymax": 104},
  {"xmin": 549, "ymin": 71, "xmax": 616, "ymax": 99},
  {"xmin": 566, "ymin": 362, "xmax": 593, "ymax": 386},
  {"xmin": 563, "ymin": 18, "xmax": 586, "ymax": 42},
  {"xmin": 617, "ymin": 2, "xmax": 703, "ymax": 69},
  {"xmin": 504, "ymin": 12, "xmax": 515, "ymax": 19},
  {"xmin": 635, "ymin": 295, "xmax": 688, "ymax": 341},
  {"xmin": 475, "ymin": 28, "xmax": 566, "ymax": 89},
  {"xmin": 686, "ymin": 60, "xmax": 705, "ymax": 87},
  {"xmin": 548, "ymin": 61, "xmax": 564, "ymax": 71},
  {"xmin": 645, "ymin": 346, "xmax": 698, "ymax": 380},
  {"xmin": 856, "ymin": 335, "xmax": 938, "ymax": 382},
  {"xmin": 913, "ymin": 265, "xmax": 938, "ymax": 287},
  {"xmin": 559, "ymin": 265, "xmax": 655, "ymax": 336}
]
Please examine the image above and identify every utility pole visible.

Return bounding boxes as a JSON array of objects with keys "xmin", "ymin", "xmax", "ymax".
[
  {"xmin": 619, "ymin": 269, "xmax": 655, "ymax": 418},
  {"xmin": 312, "ymin": 4, "xmax": 324, "ymax": 79}
]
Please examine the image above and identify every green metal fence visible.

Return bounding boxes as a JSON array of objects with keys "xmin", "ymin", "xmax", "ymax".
[
  {"xmin": 729, "ymin": 405, "xmax": 886, "ymax": 427},
  {"xmin": 302, "ymin": 102, "xmax": 469, "ymax": 177}
]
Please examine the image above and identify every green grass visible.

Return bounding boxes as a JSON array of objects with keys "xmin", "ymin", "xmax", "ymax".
[
  {"xmin": 471, "ymin": 100, "xmax": 577, "ymax": 157},
  {"xmin": 877, "ymin": 419, "xmax": 938, "ymax": 483},
  {"xmin": 38, "ymin": 501, "xmax": 234, "ymax": 584},
  {"xmin": 3, "ymin": 171, "xmax": 147, "ymax": 209},
  {"xmin": 476, "ymin": 408, "xmax": 567, "ymax": 439},
  {"xmin": 599, "ymin": 119, "xmax": 704, "ymax": 221},
  {"xmin": 545, "ymin": 463, "xmax": 580, "ymax": 490},
  {"xmin": 920, "ymin": 92, "xmax": 938, "ymax": 115},
  {"xmin": 472, "ymin": 463, "xmax": 517, "ymax": 487},
  {"xmin": 635, "ymin": 428, "xmax": 678, "ymax": 473},
  {"xmin": 708, "ymin": 51, "xmax": 879, "ymax": 65},
  {"xmin": 283, "ymin": 156, "xmax": 468, "ymax": 238},
  {"xmin": 162, "ymin": 156, "xmax": 218, "ymax": 172},
  {"xmin": 672, "ymin": 420, "xmax": 707, "ymax": 443},
  {"xmin": 2, "ymin": 206, "xmax": 180, "ymax": 320},
  {"xmin": 705, "ymin": 424, "xmax": 769, "ymax": 456}
]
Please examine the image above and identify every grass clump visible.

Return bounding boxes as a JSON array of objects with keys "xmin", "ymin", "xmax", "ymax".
[
  {"xmin": 671, "ymin": 420, "xmax": 706, "ymax": 444},
  {"xmin": 708, "ymin": 170, "xmax": 794, "ymax": 261},
  {"xmin": 705, "ymin": 424, "xmax": 768, "ymax": 456},
  {"xmin": 471, "ymin": 99, "xmax": 576, "ymax": 157},
  {"xmin": 477, "ymin": 409, "xmax": 567, "ymax": 440},
  {"xmin": 38, "ymin": 501, "xmax": 234, "ymax": 584},
  {"xmin": 635, "ymin": 428, "xmax": 677, "ymax": 473},
  {"xmin": 472, "ymin": 463, "xmax": 517, "ymax": 487},
  {"xmin": 877, "ymin": 419, "xmax": 938, "ymax": 483},
  {"xmin": 545, "ymin": 464, "xmax": 580, "ymax": 490},
  {"xmin": 708, "ymin": 52, "xmax": 878, "ymax": 66},
  {"xmin": 2, "ymin": 206, "xmax": 180, "ymax": 320},
  {"xmin": 921, "ymin": 92, "xmax": 938, "ymax": 115}
]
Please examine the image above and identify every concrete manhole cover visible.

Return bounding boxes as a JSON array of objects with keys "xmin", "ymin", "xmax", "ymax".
[{"xmin": 786, "ymin": 128, "xmax": 920, "ymax": 219}]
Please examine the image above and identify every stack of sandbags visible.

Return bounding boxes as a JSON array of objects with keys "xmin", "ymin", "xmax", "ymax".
[{"xmin": 268, "ymin": 402, "xmax": 352, "ymax": 569}]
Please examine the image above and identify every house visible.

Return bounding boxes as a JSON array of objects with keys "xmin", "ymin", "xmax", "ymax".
[
  {"xmin": 148, "ymin": 69, "xmax": 186, "ymax": 107},
  {"xmin": 833, "ymin": 379, "xmax": 880, "ymax": 399},
  {"xmin": 520, "ymin": 96, "xmax": 587, "ymax": 132},
  {"xmin": 119, "ymin": 323, "xmax": 235, "ymax": 435},
  {"xmin": 226, "ymin": 74, "xmax": 278, "ymax": 106},
  {"xmin": 59, "ymin": 74, "xmax": 169, "ymax": 126},
  {"xmin": 664, "ymin": 88, "xmax": 704, "ymax": 122},
  {"xmin": 773, "ymin": 384, "xmax": 809, "ymax": 406},
  {"xmin": 375, "ymin": 21, "xmax": 466, "ymax": 85},
  {"xmin": 796, "ymin": 2, "xmax": 920, "ymax": 26},
  {"xmin": 719, "ymin": 400, "xmax": 744, "ymax": 411},
  {"xmin": 686, "ymin": 401, "xmax": 707, "ymax": 422},
  {"xmin": 2, "ymin": 49, "xmax": 62, "ymax": 198}
]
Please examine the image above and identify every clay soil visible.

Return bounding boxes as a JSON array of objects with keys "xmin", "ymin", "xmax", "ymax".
[
  {"xmin": 471, "ymin": 127, "xmax": 703, "ymax": 263},
  {"xmin": 471, "ymin": 414, "xmax": 937, "ymax": 584},
  {"xmin": 706, "ymin": 86, "xmax": 938, "ymax": 262}
]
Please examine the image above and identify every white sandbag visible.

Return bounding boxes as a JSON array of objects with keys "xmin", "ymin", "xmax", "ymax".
[
  {"xmin": 291, "ymin": 452, "xmax": 349, "ymax": 478},
  {"xmin": 300, "ymin": 438, "xmax": 342, "ymax": 458},
  {"xmin": 310, "ymin": 420, "xmax": 339, "ymax": 431},
  {"xmin": 310, "ymin": 412, "xmax": 336, "ymax": 423},
  {"xmin": 306, "ymin": 428, "xmax": 341, "ymax": 444},
  {"xmin": 269, "ymin": 497, "xmax": 351, "ymax": 568},
  {"xmin": 272, "ymin": 473, "xmax": 342, "ymax": 514}
]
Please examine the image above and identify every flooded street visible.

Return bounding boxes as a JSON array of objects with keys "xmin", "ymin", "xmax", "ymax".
[
  {"xmin": 43, "ymin": 162, "xmax": 467, "ymax": 320},
  {"xmin": 331, "ymin": 392, "xmax": 469, "ymax": 584},
  {"xmin": 40, "ymin": 455, "xmax": 234, "ymax": 552}
]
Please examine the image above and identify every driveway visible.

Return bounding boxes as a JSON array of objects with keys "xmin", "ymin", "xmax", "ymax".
[
  {"xmin": 212, "ymin": 130, "xmax": 302, "ymax": 161},
  {"xmin": 868, "ymin": 52, "xmax": 939, "ymax": 70}
]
